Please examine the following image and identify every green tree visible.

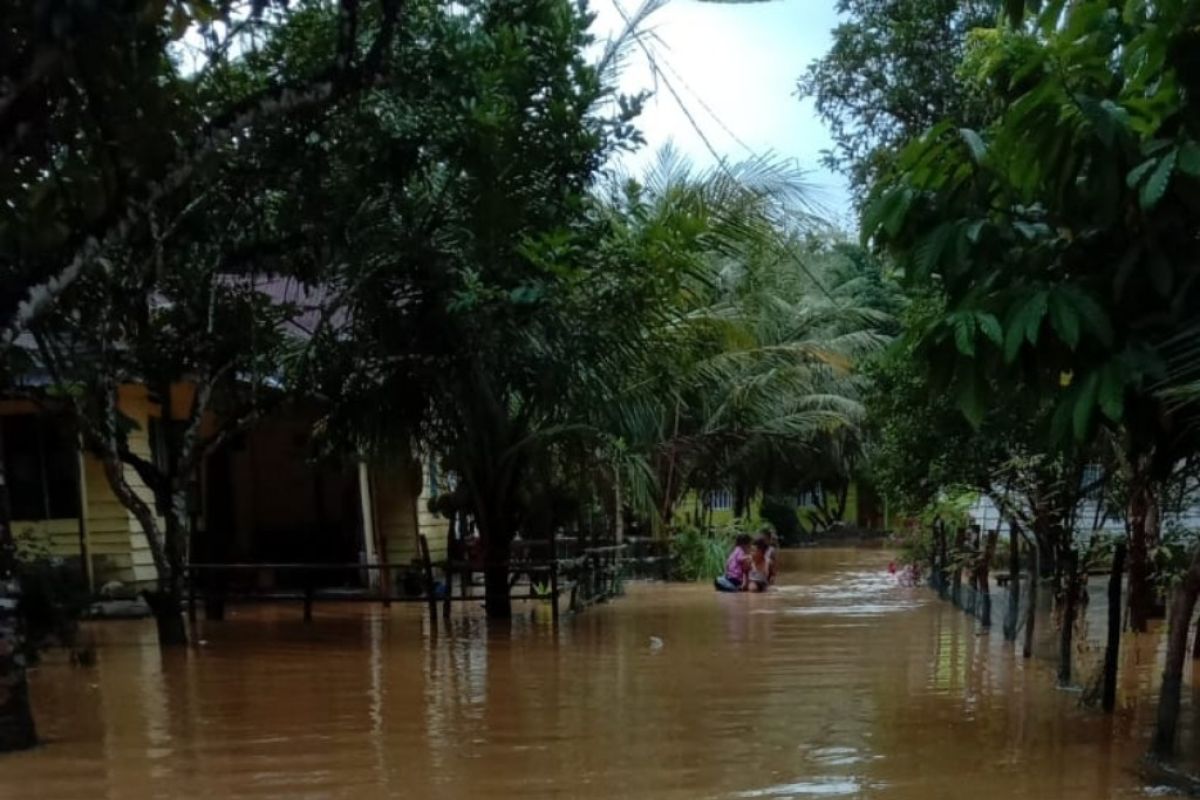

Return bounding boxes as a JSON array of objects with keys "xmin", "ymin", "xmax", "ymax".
[
  {"xmin": 297, "ymin": 0, "xmax": 653, "ymax": 618},
  {"xmin": 798, "ymin": 0, "xmax": 999, "ymax": 194},
  {"xmin": 864, "ymin": 0, "xmax": 1200, "ymax": 756},
  {"xmin": 588, "ymin": 153, "xmax": 892, "ymax": 536},
  {"xmin": 1, "ymin": 0, "xmax": 402, "ymax": 344},
  {"xmin": 3, "ymin": 1, "xmax": 407, "ymax": 650}
]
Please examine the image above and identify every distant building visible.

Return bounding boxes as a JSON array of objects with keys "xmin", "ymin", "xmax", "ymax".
[{"xmin": 966, "ymin": 468, "xmax": 1200, "ymax": 539}]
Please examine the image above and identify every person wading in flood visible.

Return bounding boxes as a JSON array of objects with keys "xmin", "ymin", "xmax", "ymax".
[
  {"xmin": 715, "ymin": 534, "xmax": 752, "ymax": 592},
  {"xmin": 748, "ymin": 536, "xmax": 772, "ymax": 592},
  {"xmin": 763, "ymin": 528, "xmax": 780, "ymax": 585}
]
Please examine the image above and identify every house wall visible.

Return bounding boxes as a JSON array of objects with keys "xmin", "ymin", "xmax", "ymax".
[
  {"xmin": 416, "ymin": 472, "xmax": 450, "ymax": 561},
  {"xmin": 5, "ymin": 390, "xmax": 449, "ymax": 590},
  {"xmin": 370, "ymin": 457, "xmax": 449, "ymax": 567},
  {"xmin": 1, "ymin": 395, "xmax": 158, "ymax": 588}
]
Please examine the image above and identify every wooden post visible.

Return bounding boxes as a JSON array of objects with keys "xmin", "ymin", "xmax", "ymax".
[
  {"xmin": 357, "ymin": 461, "xmax": 380, "ymax": 592},
  {"xmin": 418, "ymin": 534, "xmax": 437, "ymax": 625},
  {"xmin": 369, "ymin": 469, "xmax": 391, "ymax": 608}
]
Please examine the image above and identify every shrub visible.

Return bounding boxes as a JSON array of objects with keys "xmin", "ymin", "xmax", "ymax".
[
  {"xmin": 14, "ymin": 529, "xmax": 88, "ymax": 659},
  {"xmin": 670, "ymin": 519, "xmax": 758, "ymax": 581}
]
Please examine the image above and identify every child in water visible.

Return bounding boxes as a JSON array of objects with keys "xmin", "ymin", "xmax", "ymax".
[
  {"xmin": 764, "ymin": 529, "xmax": 780, "ymax": 585},
  {"xmin": 714, "ymin": 533, "xmax": 753, "ymax": 592},
  {"xmin": 748, "ymin": 536, "xmax": 772, "ymax": 592}
]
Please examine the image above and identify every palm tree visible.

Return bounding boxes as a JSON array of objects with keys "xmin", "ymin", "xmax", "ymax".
[{"xmin": 593, "ymin": 151, "xmax": 894, "ymax": 532}]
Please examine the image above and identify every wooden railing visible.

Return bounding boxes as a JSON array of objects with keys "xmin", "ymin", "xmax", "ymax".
[{"xmin": 187, "ymin": 534, "xmax": 672, "ymax": 625}]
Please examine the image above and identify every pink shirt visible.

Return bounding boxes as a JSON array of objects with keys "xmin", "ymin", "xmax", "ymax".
[{"xmin": 725, "ymin": 548, "xmax": 748, "ymax": 582}]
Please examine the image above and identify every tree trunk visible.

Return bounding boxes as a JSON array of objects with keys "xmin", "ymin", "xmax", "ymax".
[
  {"xmin": 482, "ymin": 534, "xmax": 512, "ymax": 620},
  {"xmin": 978, "ymin": 529, "xmax": 998, "ymax": 628},
  {"xmin": 733, "ymin": 482, "xmax": 749, "ymax": 519},
  {"xmin": 1003, "ymin": 525, "xmax": 1020, "ymax": 641},
  {"xmin": 1102, "ymin": 542, "xmax": 1127, "ymax": 713},
  {"xmin": 833, "ymin": 481, "xmax": 849, "ymax": 522},
  {"xmin": 1058, "ymin": 549, "xmax": 1079, "ymax": 687},
  {"xmin": 93, "ymin": 417, "xmax": 187, "ymax": 647},
  {"xmin": 145, "ymin": 491, "xmax": 190, "ymax": 647},
  {"xmin": 1023, "ymin": 542, "xmax": 1039, "ymax": 659},
  {"xmin": 144, "ymin": 590, "xmax": 188, "ymax": 645},
  {"xmin": 0, "ymin": 425, "xmax": 37, "ymax": 751},
  {"xmin": 613, "ymin": 467, "xmax": 623, "ymax": 545},
  {"xmin": 1128, "ymin": 478, "xmax": 1159, "ymax": 633},
  {"xmin": 951, "ymin": 527, "xmax": 965, "ymax": 608},
  {"xmin": 1192, "ymin": 612, "xmax": 1200, "ymax": 660},
  {"xmin": 935, "ymin": 521, "xmax": 949, "ymax": 598},
  {"xmin": 1152, "ymin": 547, "xmax": 1200, "ymax": 758}
]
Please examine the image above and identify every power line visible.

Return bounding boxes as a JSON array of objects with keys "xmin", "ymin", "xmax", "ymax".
[{"xmin": 609, "ymin": 0, "xmax": 840, "ymax": 304}]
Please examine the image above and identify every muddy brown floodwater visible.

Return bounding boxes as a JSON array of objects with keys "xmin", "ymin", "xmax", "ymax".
[{"xmin": 2, "ymin": 548, "xmax": 1192, "ymax": 799}]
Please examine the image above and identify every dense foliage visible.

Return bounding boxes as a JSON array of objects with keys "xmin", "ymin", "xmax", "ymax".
[
  {"xmin": 857, "ymin": 0, "xmax": 1200, "ymax": 758},
  {"xmin": 798, "ymin": 0, "xmax": 1000, "ymax": 195},
  {"xmin": 2, "ymin": 0, "xmax": 889, "ymax": 641}
]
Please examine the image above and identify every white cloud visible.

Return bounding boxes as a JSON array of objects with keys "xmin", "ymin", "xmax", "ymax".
[{"xmin": 591, "ymin": 0, "xmax": 850, "ymax": 223}]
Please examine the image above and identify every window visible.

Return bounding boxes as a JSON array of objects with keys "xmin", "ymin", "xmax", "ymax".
[
  {"xmin": 427, "ymin": 459, "xmax": 439, "ymax": 499},
  {"xmin": 705, "ymin": 489, "xmax": 732, "ymax": 511},
  {"xmin": 2, "ymin": 414, "xmax": 80, "ymax": 520},
  {"xmin": 797, "ymin": 486, "xmax": 825, "ymax": 507}
]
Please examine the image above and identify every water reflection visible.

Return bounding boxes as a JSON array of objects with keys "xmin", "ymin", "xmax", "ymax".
[{"xmin": 4, "ymin": 548, "xmax": 1187, "ymax": 798}]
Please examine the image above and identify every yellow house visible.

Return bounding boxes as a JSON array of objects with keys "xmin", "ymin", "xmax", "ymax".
[{"xmin": 1, "ymin": 384, "xmax": 448, "ymax": 593}]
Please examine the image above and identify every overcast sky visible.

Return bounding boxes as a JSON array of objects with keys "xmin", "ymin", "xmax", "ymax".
[{"xmin": 591, "ymin": 0, "xmax": 850, "ymax": 224}]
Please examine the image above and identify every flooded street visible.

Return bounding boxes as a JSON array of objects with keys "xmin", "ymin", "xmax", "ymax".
[{"xmin": 4, "ymin": 549, "xmax": 1187, "ymax": 799}]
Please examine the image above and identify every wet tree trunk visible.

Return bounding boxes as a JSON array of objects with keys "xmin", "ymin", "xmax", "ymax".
[
  {"xmin": 936, "ymin": 520, "xmax": 949, "ymax": 598},
  {"xmin": 613, "ymin": 467, "xmax": 623, "ymax": 545},
  {"xmin": 1192, "ymin": 613, "xmax": 1200, "ymax": 660},
  {"xmin": 482, "ymin": 532, "xmax": 512, "ymax": 620},
  {"xmin": 951, "ymin": 526, "xmax": 965, "ymax": 608},
  {"xmin": 1153, "ymin": 547, "xmax": 1200, "ymax": 758},
  {"xmin": 149, "ymin": 493, "xmax": 190, "ymax": 647},
  {"xmin": 1058, "ymin": 550, "xmax": 1079, "ymax": 687},
  {"xmin": 98, "ymin": 446, "xmax": 189, "ymax": 647},
  {"xmin": 1023, "ymin": 542, "xmax": 1039, "ymax": 659},
  {"xmin": 1127, "ymin": 477, "xmax": 1159, "ymax": 633},
  {"xmin": 1102, "ymin": 542, "xmax": 1127, "ymax": 713},
  {"xmin": 978, "ymin": 529, "xmax": 998, "ymax": 628},
  {"xmin": 1003, "ymin": 524, "xmax": 1021, "ymax": 641},
  {"xmin": 0, "ymin": 425, "xmax": 37, "ymax": 751}
]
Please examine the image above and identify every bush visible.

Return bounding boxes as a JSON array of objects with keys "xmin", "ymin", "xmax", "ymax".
[{"xmin": 14, "ymin": 530, "xmax": 89, "ymax": 659}]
